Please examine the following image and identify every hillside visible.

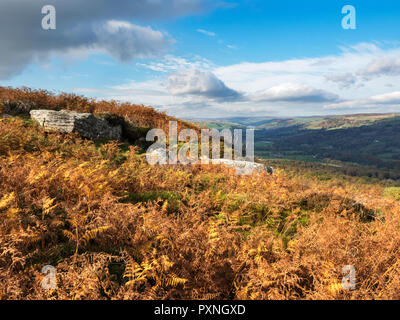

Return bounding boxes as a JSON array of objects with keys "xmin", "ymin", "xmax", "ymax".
[
  {"xmin": 0, "ymin": 87, "xmax": 199, "ymax": 135},
  {"xmin": 198, "ymin": 114, "xmax": 400, "ymax": 178},
  {"xmin": 1, "ymin": 94, "xmax": 400, "ymax": 299},
  {"xmin": 195, "ymin": 113, "xmax": 400, "ymax": 131}
]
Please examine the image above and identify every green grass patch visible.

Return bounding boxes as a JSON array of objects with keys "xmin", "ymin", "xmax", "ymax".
[{"xmin": 383, "ymin": 187, "xmax": 400, "ymax": 200}]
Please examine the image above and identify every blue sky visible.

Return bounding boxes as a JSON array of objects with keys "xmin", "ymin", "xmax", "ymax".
[{"xmin": 1, "ymin": 0, "xmax": 400, "ymax": 118}]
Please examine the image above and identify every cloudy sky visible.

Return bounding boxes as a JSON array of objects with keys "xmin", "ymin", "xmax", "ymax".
[{"xmin": 1, "ymin": 0, "xmax": 400, "ymax": 118}]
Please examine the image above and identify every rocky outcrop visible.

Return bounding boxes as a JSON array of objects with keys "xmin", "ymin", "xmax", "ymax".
[
  {"xmin": 207, "ymin": 158, "xmax": 274, "ymax": 175},
  {"xmin": 30, "ymin": 109, "xmax": 122, "ymax": 140},
  {"xmin": 97, "ymin": 113, "xmax": 151, "ymax": 145}
]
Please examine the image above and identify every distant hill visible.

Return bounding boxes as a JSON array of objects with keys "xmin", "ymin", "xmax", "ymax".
[
  {"xmin": 195, "ymin": 113, "xmax": 400, "ymax": 176},
  {"xmin": 193, "ymin": 113, "xmax": 400, "ymax": 131}
]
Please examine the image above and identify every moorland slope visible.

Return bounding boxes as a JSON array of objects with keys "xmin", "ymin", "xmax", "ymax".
[{"xmin": 1, "ymin": 88, "xmax": 400, "ymax": 300}]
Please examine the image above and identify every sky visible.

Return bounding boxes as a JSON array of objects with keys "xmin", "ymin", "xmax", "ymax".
[{"xmin": 1, "ymin": 0, "xmax": 400, "ymax": 118}]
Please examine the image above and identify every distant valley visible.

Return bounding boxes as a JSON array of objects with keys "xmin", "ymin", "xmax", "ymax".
[{"xmin": 192, "ymin": 113, "xmax": 400, "ymax": 179}]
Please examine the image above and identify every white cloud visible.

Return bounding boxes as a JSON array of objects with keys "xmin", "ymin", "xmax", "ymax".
[
  {"xmin": 167, "ymin": 69, "xmax": 241, "ymax": 101},
  {"xmin": 341, "ymin": 42, "xmax": 383, "ymax": 54},
  {"xmin": 197, "ymin": 29, "xmax": 216, "ymax": 37},
  {"xmin": 77, "ymin": 42, "xmax": 400, "ymax": 118},
  {"xmin": 325, "ymin": 73, "xmax": 358, "ymax": 89},
  {"xmin": 370, "ymin": 91, "xmax": 400, "ymax": 104},
  {"xmin": 323, "ymin": 101, "xmax": 362, "ymax": 110},
  {"xmin": 76, "ymin": 79, "xmax": 182, "ymax": 108},
  {"xmin": 93, "ymin": 20, "xmax": 173, "ymax": 62},
  {"xmin": 324, "ymin": 91, "xmax": 400, "ymax": 110},
  {"xmin": 251, "ymin": 83, "xmax": 339, "ymax": 103},
  {"xmin": 137, "ymin": 55, "xmax": 214, "ymax": 73},
  {"xmin": 0, "ymin": 0, "xmax": 211, "ymax": 79},
  {"xmin": 358, "ymin": 57, "xmax": 400, "ymax": 78}
]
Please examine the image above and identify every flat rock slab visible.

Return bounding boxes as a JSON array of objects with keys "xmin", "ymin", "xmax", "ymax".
[
  {"xmin": 207, "ymin": 158, "xmax": 274, "ymax": 175},
  {"xmin": 146, "ymin": 148, "xmax": 274, "ymax": 175},
  {"xmin": 30, "ymin": 109, "xmax": 122, "ymax": 140}
]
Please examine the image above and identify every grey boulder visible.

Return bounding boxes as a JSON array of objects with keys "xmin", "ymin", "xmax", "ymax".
[
  {"xmin": 146, "ymin": 148, "xmax": 274, "ymax": 175},
  {"xmin": 206, "ymin": 158, "xmax": 274, "ymax": 175},
  {"xmin": 30, "ymin": 109, "xmax": 122, "ymax": 140}
]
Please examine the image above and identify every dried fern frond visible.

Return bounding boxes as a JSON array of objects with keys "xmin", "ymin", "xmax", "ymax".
[
  {"xmin": 0, "ymin": 192, "xmax": 15, "ymax": 211},
  {"xmin": 80, "ymin": 226, "xmax": 110, "ymax": 246}
]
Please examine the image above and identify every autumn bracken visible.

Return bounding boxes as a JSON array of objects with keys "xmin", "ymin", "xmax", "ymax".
[{"xmin": 0, "ymin": 111, "xmax": 400, "ymax": 300}]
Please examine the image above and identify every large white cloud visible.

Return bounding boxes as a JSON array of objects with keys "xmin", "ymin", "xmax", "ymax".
[
  {"xmin": 167, "ymin": 69, "xmax": 241, "ymax": 101},
  {"xmin": 0, "ymin": 0, "xmax": 212, "ymax": 79},
  {"xmin": 93, "ymin": 20, "xmax": 172, "ymax": 62}
]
